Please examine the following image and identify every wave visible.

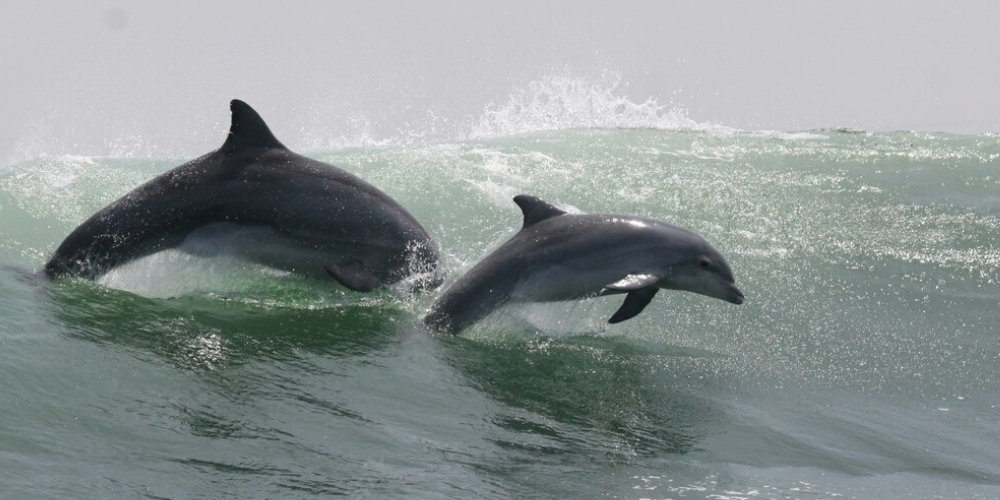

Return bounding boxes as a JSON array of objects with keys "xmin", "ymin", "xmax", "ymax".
[
  {"xmin": 11, "ymin": 68, "xmax": 1000, "ymax": 165},
  {"xmin": 5, "ymin": 71, "xmax": 732, "ymax": 163},
  {"xmin": 469, "ymin": 72, "xmax": 718, "ymax": 138}
]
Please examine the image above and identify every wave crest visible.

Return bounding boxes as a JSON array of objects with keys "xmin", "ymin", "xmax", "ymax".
[{"xmin": 470, "ymin": 72, "xmax": 705, "ymax": 138}]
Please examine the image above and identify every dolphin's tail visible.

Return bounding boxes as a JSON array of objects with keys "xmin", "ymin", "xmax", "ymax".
[{"xmin": 5, "ymin": 265, "xmax": 47, "ymax": 286}]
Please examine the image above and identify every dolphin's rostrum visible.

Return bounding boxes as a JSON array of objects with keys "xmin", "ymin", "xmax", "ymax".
[
  {"xmin": 44, "ymin": 100, "xmax": 439, "ymax": 291},
  {"xmin": 423, "ymin": 195, "xmax": 743, "ymax": 334}
]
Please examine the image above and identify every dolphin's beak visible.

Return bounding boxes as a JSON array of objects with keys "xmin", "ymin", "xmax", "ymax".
[
  {"xmin": 713, "ymin": 275, "xmax": 744, "ymax": 305},
  {"xmin": 727, "ymin": 284, "xmax": 745, "ymax": 305}
]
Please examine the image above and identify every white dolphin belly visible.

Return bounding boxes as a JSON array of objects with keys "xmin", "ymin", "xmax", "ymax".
[{"xmin": 179, "ymin": 222, "xmax": 334, "ymax": 278}]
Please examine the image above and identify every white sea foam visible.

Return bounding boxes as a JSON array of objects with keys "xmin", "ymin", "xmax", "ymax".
[
  {"xmin": 469, "ymin": 72, "xmax": 716, "ymax": 138},
  {"xmin": 3, "ymin": 71, "xmax": 745, "ymax": 162}
]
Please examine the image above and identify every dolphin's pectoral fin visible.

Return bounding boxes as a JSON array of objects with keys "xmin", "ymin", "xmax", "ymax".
[
  {"xmin": 605, "ymin": 271, "xmax": 664, "ymax": 322},
  {"xmin": 324, "ymin": 260, "xmax": 383, "ymax": 292},
  {"xmin": 608, "ymin": 287, "xmax": 659, "ymax": 324},
  {"xmin": 605, "ymin": 273, "xmax": 660, "ymax": 291}
]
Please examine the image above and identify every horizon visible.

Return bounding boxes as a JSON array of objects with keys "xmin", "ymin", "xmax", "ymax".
[{"xmin": 2, "ymin": 1, "xmax": 999, "ymax": 161}]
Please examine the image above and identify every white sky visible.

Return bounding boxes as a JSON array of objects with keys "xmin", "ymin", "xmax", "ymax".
[{"xmin": 2, "ymin": 1, "xmax": 999, "ymax": 160}]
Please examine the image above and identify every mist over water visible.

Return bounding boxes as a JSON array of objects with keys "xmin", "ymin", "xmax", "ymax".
[{"xmin": 5, "ymin": 2, "xmax": 1000, "ymax": 162}]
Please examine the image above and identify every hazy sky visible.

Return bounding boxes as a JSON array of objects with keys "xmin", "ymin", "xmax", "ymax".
[{"xmin": 2, "ymin": 1, "xmax": 999, "ymax": 160}]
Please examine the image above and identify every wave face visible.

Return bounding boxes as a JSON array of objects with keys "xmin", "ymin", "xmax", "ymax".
[{"xmin": 2, "ymin": 81, "xmax": 1000, "ymax": 499}]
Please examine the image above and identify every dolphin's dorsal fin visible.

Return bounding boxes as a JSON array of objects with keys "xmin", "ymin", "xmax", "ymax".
[
  {"xmin": 513, "ymin": 195, "xmax": 566, "ymax": 229},
  {"xmin": 220, "ymin": 99, "xmax": 286, "ymax": 153}
]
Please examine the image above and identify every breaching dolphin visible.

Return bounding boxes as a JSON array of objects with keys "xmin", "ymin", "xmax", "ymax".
[
  {"xmin": 423, "ymin": 195, "xmax": 743, "ymax": 334},
  {"xmin": 44, "ymin": 99, "xmax": 439, "ymax": 291}
]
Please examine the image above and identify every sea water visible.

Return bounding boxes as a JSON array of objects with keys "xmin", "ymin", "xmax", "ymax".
[{"xmin": 1, "ymin": 77, "xmax": 998, "ymax": 499}]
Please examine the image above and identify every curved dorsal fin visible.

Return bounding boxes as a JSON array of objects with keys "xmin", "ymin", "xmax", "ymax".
[
  {"xmin": 220, "ymin": 99, "xmax": 286, "ymax": 153},
  {"xmin": 513, "ymin": 195, "xmax": 566, "ymax": 229}
]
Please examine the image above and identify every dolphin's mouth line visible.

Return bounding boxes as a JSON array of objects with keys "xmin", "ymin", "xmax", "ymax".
[{"xmin": 715, "ymin": 274, "xmax": 745, "ymax": 304}]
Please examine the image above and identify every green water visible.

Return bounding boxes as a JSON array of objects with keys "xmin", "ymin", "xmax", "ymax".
[{"xmin": 1, "ymin": 128, "xmax": 999, "ymax": 499}]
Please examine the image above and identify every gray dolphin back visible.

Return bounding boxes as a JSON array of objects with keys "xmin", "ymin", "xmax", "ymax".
[
  {"xmin": 424, "ymin": 194, "xmax": 743, "ymax": 334},
  {"xmin": 44, "ymin": 100, "xmax": 439, "ymax": 290}
]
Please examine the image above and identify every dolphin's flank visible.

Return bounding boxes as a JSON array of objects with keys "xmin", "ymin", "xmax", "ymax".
[
  {"xmin": 45, "ymin": 100, "xmax": 439, "ymax": 291},
  {"xmin": 423, "ymin": 195, "xmax": 743, "ymax": 334}
]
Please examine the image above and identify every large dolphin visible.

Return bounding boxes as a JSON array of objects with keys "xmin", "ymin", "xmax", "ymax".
[
  {"xmin": 423, "ymin": 195, "xmax": 743, "ymax": 334},
  {"xmin": 44, "ymin": 99, "xmax": 439, "ymax": 291}
]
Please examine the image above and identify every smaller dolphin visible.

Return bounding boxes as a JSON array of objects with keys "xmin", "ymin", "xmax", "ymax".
[
  {"xmin": 44, "ymin": 100, "xmax": 439, "ymax": 291},
  {"xmin": 423, "ymin": 195, "xmax": 744, "ymax": 334}
]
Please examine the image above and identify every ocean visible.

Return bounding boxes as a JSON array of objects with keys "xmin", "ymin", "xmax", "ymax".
[{"xmin": 1, "ymin": 78, "xmax": 999, "ymax": 499}]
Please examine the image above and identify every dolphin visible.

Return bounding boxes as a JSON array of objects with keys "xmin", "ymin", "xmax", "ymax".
[
  {"xmin": 423, "ymin": 195, "xmax": 743, "ymax": 334},
  {"xmin": 44, "ymin": 99, "xmax": 439, "ymax": 291}
]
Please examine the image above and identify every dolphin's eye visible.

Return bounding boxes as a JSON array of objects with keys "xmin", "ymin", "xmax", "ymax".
[{"xmin": 698, "ymin": 257, "xmax": 712, "ymax": 270}]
